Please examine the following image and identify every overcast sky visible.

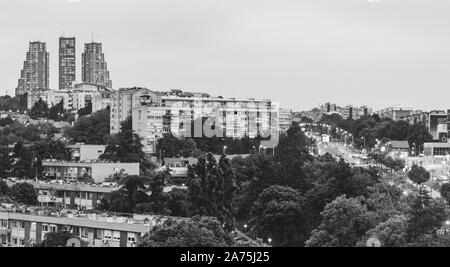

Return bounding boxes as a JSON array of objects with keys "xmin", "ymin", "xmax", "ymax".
[{"xmin": 1, "ymin": 0, "xmax": 450, "ymax": 111}]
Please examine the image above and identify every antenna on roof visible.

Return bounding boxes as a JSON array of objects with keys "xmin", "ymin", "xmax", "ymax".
[{"xmin": 91, "ymin": 31, "xmax": 94, "ymax": 43}]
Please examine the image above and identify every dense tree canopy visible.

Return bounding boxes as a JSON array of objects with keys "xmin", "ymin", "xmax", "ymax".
[
  {"xmin": 408, "ymin": 165, "xmax": 431, "ymax": 185},
  {"xmin": 138, "ymin": 216, "xmax": 234, "ymax": 247},
  {"xmin": 8, "ymin": 183, "xmax": 38, "ymax": 205},
  {"xmin": 188, "ymin": 154, "xmax": 238, "ymax": 231},
  {"xmin": 66, "ymin": 108, "xmax": 110, "ymax": 145},
  {"xmin": 305, "ymin": 195, "xmax": 374, "ymax": 247},
  {"xmin": 249, "ymin": 185, "xmax": 304, "ymax": 246}
]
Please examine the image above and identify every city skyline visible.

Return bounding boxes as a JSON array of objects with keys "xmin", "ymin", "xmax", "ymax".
[{"xmin": 3, "ymin": 0, "xmax": 450, "ymax": 111}]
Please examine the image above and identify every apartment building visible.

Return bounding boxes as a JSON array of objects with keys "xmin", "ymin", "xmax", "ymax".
[
  {"xmin": 59, "ymin": 37, "xmax": 76, "ymax": 90},
  {"xmin": 374, "ymin": 107, "xmax": 414, "ymax": 121},
  {"xmin": 16, "ymin": 42, "xmax": 49, "ymax": 96},
  {"xmin": 82, "ymin": 42, "xmax": 112, "ymax": 89},
  {"xmin": 66, "ymin": 144, "xmax": 106, "ymax": 162},
  {"xmin": 6, "ymin": 180, "xmax": 115, "ymax": 210},
  {"xmin": 27, "ymin": 83, "xmax": 112, "ymax": 113},
  {"xmin": 278, "ymin": 109, "xmax": 293, "ymax": 132},
  {"xmin": 0, "ymin": 206, "xmax": 175, "ymax": 247},
  {"xmin": 107, "ymin": 88, "xmax": 276, "ymax": 153},
  {"xmin": 320, "ymin": 103, "xmax": 372, "ymax": 120},
  {"xmin": 42, "ymin": 161, "xmax": 140, "ymax": 183}
]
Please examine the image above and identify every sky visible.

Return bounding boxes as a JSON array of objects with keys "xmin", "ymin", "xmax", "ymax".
[{"xmin": 1, "ymin": 0, "xmax": 450, "ymax": 111}]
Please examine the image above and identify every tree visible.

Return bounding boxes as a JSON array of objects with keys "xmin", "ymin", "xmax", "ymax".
[
  {"xmin": 11, "ymin": 142, "xmax": 34, "ymax": 179},
  {"xmin": 30, "ymin": 98, "xmax": 49, "ymax": 119},
  {"xmin": 9, "ymin": 183, "xmax": 38, "ymax": 205},
  {"xmin": 405, "ymin": 188, "xmax": 447, "ymax": 242},
  {"xmin": 274, "ymin": 122, "xmax": 313, "ymax": 191},
  {"xmin": 407, "ymin": 164, "xmax": 430, "ymax": 185},
  {"xmin": 39, "ymin": 231, "xmax": 88, "ymax": 247},
  {"xmin": 0, "ymin": 94, "xmax": 27, "ymax": 113},
  {"xmin": 156, "ymin": 134, "xmax": 196, "ymax": 158},
  {"xmin": 137, "ymin": 216, "xmax": 234, "ymax": 247},
  {"xmin": 407, "ymin": 123, "xmax": 433, "ymax": 155},
  {"xmin": 77, "ymin": 101, "xmax": 92, "ymax": 117},
  {"xmin": 134, "ymin": 171, "xmax": 172, "ymax": 215},
  {"xmin": 65, "ymin": 108, "xmax": 110, "ymax": 145},
  {"xmin": 188, "ymin": 154, "xmax": 237, "ymax": 231},
  {"xmin": 100, "ymin": 175, "xmax": 150, "ymax": 213},
  {"xmin": 167, "ymin": 188, "xmax": 191, "ymax": 217},
  {"xmin": 440, "ymin": 183, "xmax": 450, "ymax": 204},
  {"xmin": 249, "ymin": 185, "xmax": 304, "ymax": 246},
  {"xmin": 100, "ymin": 116, "xmax": 155, "ymax": 174},
  {"xmin": 0, "ymin": 179, "xmax": 9, "ymax": 196},
  {"xmin": 77, "ymin": 173, "xmax": 94, "ymax": 184},
  {"xmin": 48, "ymin": 100, "xmax": 67, "ymax": 121},
  {"xmin": 305, "ymin": 195, "xmax": 374, "ymax": 247},
  {"xmin": 0, "ymin": 147, "xmax": 13, "ymax": 178},
  {"xmin": 357, "ymin": 215, "xmax": 408, "ymax": 247}
]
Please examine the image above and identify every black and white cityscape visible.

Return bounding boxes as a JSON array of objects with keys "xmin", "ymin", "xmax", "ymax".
[{"xmin": 2, "ymin": 0, "xmax": 450, "ymax": 250}]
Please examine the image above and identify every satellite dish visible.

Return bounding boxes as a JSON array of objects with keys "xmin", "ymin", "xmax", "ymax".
[
  {"xmin": 66, "ymin": 238, "xmax": 82, "ymax": 247},
  {"xmin": 366, "ymin": 237, "xmax": 381, "ymax": 247}
]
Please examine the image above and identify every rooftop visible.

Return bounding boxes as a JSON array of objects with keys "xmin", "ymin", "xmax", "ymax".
[
  {"xmin": 390, "ymin": 141, "xmax": 410, "ymax": 149},
  {"xmin": 0, "ymin": 204, "xmax": 184, "ymax": 233}
]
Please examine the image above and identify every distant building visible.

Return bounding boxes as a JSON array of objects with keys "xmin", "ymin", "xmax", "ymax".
[
  {"xmin": 109, "ymin": 87, "xmax": 156, "ymax": 135},
  {"xmin": 66, "ymin": 144, "xmax": 107, "ymax": 162},
  {"xmin": 427, "ymin": 110, "xmax": 448, "ymax": 142},
  {"xmin": 320, "ymin": 103, "xmax": 372, "ymax": 120},
  {"xmin": 59, "ymin": 37, "xmax": 76, "ymax": 90},
  {"xmin": 126, "ymin": 89, "xmax": 274, "ymax": 153},
  {"xmin": 16, "ymin": 42, "xmax": 49, "ymax": 96},
  {"xmin": 374, "ymin": 107, "xmax": 414, "ymax": 121},
  {"xmin": 278, "ymin": 109, "xmax": 293, "ymax": 132},
  {"xmin": 82, "ymin": 42, "xmax": 112, "ymax": 88},
  {"xmin": 424, "ymin": 142, "xmax": 450, "ymax": 157},
  {"xmin": 42, "ymin": 161, "xmax": 140, "ymax": 184},
  {"xmin": 401, "ymin": 110, "xmax": 429, "ymax": 126},
  {"xmin": 389, "ymin": 141, "xmax": 410, "ymax": 153},
  {"xmin": 93, "ymin": 90, "xmax": 114, "ymax": 113},
  {"xmin": 0, "ymin": 111, "xmax": 29, "ymax": 124},
  {"xmin": 27, "ymin": 90, "xmax": 71, "ymax": 110},
  {"xmin": 27, "ymin": 83, "xmax": 111, "ymax": 113}
]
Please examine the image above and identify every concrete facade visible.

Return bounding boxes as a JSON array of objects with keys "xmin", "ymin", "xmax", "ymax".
[{"xmin": 42, "ymin": 162, "xmax": 140, "ymax": 183}]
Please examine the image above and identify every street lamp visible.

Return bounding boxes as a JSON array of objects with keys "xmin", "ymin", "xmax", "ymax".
[
  {"xmin": 244, "ymin": 224, "xmax": 248, "ymax": 233},
  {"xmin": 268, "ymin": 238, "xmax": 272, "ymax": 246},
  {"xmin": 223, "ymin": 146, "xmax": 227, "ymax": 155}
]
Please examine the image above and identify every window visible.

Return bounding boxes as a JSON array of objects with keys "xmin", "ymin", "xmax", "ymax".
[
  {"xmin": 127, "ymin": 234, "xmax": 136, "ymax": 243},
  {"xmin": 95, "ymin": 229, "xmax": 103, "ymax": 239},
  {"xmin": 81, "ymin": 228, "xmax": 89, "ymax": 238},
  {"xmin": 15, "ymin": 221, "xmax": 25, "ymax": 229},
  {"xmin": 104, "ymin": 230, "xmax": 112, "ymax": 240},
  {"xmin": 0, "ymin": 220, "xmax": 7, "ymax": 228},
  {"xmin": 42, "ymin": 224, "xmax": 49, "ymax": 232},
  {"xmin": 113, "ymin": 231, "xmax": 121, "ymax": 241},
  {"xmin": 50, "ymin": 225, "xmax": 57, "ymax": 232}
]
